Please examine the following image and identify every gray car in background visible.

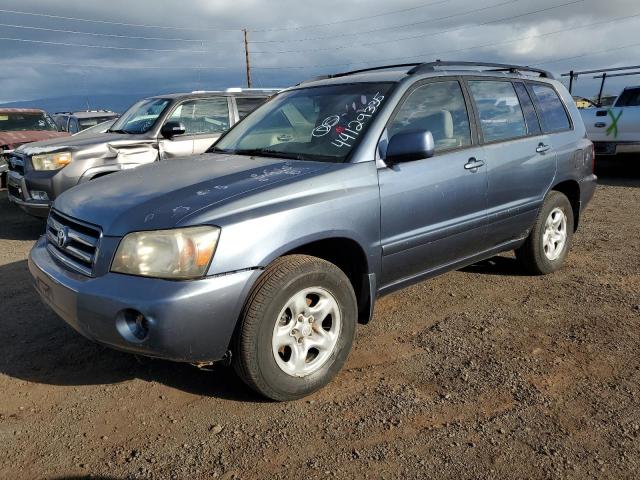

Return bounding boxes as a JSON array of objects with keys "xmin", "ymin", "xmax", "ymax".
[
  {"xmin": 7, "ymin": 88, "xmax": 278, "ymax": 216},
  {"xmin": 52, "ymin": 110, "xmax": 120, "ymax": 134},
  {"xmin": 28, "ymin": 61, "xmax": 596, "ymax": 401}
]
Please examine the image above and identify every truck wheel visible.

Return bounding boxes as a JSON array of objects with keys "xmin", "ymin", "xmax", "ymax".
[
  {"xmin": 233, "ymin": 254, "xmax": 357, "ymax": 401},
  {"xmin": 515, "ymin": 191, "xmax": 574, "ymax": 275}
]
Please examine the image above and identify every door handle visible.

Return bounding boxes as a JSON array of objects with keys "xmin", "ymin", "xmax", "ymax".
[
  {"xmin": 536, "ymin": 143, "xmax": 551, "ymax": 153},
  {"xmin": 464, "ymin": 158, "xmax": 485, "ymax": 170}
]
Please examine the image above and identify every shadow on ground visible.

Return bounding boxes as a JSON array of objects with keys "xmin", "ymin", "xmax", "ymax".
[
  {"xmin": 0, "ymin": 191, "xmax": 46, "ymax": 241},
  {"xmin": 0, "ymin": 257, "xmax": 264, "ymax": 404},
  {"xmin": 460, "ymin": 254, "xmax": 526, "ymax": 277},
  {"xmin": 595, "ymin": 154, "xmax": 640, "ymax": 187}
]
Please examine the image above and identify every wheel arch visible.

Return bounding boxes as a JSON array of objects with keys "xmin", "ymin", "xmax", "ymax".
[
  {"xmin": 279, "ymin": 237, "xmax": 375, "ymax": 325},
  {"xmin": 550, "ymin": 179, "xmax": 581, "ymax": 231}
]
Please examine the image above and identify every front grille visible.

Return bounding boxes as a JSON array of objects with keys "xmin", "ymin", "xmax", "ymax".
[{"xmin": 46, "ymin": 210, "xmax": 101, "ymax": 276}]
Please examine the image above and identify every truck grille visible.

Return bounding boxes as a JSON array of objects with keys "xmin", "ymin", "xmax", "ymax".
[{"xmin": 46, "ymin": 210, "xmax": 102, "ymax": 276}]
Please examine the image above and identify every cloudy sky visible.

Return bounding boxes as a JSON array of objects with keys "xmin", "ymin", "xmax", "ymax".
[{"xmin": 0, "ymin": 0, "xmax": 639, "ymax": 103}]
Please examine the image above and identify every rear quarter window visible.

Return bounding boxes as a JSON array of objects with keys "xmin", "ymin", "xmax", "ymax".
[{"xmin": 529, "ymin": 84, "xmax": 571, "ymax": 133}]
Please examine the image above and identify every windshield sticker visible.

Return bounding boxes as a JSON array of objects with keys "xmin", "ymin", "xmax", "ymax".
[
  {"xmin": 312, "ymin": 115, "xmax": 341, "ymax": 138},
  {"xmin": 311, "ymin": 92, "xmax": 385, "ymax": 149}
]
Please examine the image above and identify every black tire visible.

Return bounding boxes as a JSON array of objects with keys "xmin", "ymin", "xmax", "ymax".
[
  {"xmin": 233, "ymin": 254, "xmax": 357, "ymax": 401},
  {"xmin": 515, "ymin": 190, "xmax": 574, "ymax": 275}
]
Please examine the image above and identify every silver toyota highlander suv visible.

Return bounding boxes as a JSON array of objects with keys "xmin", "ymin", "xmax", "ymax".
[{"xmin": 28, "ymin": 61, "xmax": 596, "ymax": 401}]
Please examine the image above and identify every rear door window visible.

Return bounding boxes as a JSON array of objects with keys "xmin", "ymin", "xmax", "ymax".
[
  {"xmin": 387, "ymin": 80, "xmax": 472, "ymax": 152},
  {"xmin": 169, "ymin": 98, "xmax": 230, "ymax": 134},
  {"xmin": 529, "ymin": 84, "xmax": 571, "ymax": 133},
  {"xmin": 614, "ymin": 88, "xmax": 640, "ymax": 107},
  {"xmin": 236, "ymin": 97, "xmax": 267, "ymax": 119},
  {"xmin": 468, "ymin": 80, "xmax": 527, "ymax": 143}
]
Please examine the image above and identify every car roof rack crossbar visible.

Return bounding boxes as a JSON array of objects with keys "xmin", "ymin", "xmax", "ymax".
[{"xmin": 408, "ymin": 60, "xmax": 554, "ymax": 78}]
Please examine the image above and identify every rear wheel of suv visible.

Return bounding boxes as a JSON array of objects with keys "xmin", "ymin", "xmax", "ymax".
[
  {"xmin": 232, "ymin": 254, "xmax": 357, "ymax": 401},
  {"xmin": 515, "ymin": 190, "xmax": 574, "ymax": 275}
]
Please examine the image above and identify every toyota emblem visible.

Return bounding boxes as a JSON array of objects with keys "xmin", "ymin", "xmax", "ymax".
[{"xmin": 57, "ymin": 227, "xmax": 69, "ymax": 248}]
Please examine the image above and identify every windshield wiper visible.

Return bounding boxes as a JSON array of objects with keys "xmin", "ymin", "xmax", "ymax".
[
  {"xmin": 207, "ymin": 146, "xmax": 231, "ymax": 153},
  {"xmin": 231, "ymin": 148, "xmax": 304, "ymax": 160},
  {"xmin": 107, "ymin": 128, "xmax": 131, "ymax": 134}
]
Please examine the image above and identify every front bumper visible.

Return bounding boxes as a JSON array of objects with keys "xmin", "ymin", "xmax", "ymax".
[
  {"xmin": 29, "ymin": 236, "xmax": 261, "ymax": 363},
  {"xmin": 7, "ymin": 170, "xmax": 51, "ymax": 217}
]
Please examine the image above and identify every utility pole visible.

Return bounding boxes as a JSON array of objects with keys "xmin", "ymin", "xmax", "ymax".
[{"xmin": 243, "ymin": 28, "xmax": 252, "ymax": 88}]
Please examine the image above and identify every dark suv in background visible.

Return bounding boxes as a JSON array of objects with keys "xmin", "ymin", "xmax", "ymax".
[
  {"xmin": 29, "ymin": 62, "xmax": 596, "ymax": 400},
  {"xmin": 52, "ymin": 110, "xmax": 120, "ymax": 134},
  {"xmin": 7, "ymin": 88, "xmax": 278, "ymax": 216}
]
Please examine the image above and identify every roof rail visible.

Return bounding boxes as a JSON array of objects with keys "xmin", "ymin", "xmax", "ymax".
[
  {"xmin": 298, "ymin": 60, "xmax": 553, "ymax": 85},
  {"xmin": 298, "ymin": 63, "xmax": 423, "ymax": 85},
  {"xmin": 407, "ymin": 61, "xmax": 554, "ymax": 78},
  {"xmin": 191, "ymin": 88, "xmax": 281, "ymax": 94}
]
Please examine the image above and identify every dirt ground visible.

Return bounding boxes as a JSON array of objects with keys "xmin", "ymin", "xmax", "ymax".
[{"xmin": 0, "ymin": 160, "xmax": 639, "ymax": 480}]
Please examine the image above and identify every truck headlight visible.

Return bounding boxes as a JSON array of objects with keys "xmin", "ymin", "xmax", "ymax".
[
  {"xmin": 111, "ymin": 226, "xmax": 220, "ymax": 279},
  {"xmin": 31, "ymin": 152, "xmax": 72, "ymax": 171}
]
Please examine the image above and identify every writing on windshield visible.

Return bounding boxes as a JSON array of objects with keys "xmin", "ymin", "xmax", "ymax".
[{"xmin": 213, "ymin": 83, "xmax": 392, "ymax": 162}]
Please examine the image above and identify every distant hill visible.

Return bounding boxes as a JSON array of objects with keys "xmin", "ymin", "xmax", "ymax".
[{"xmin": 0, "ymin": 94, "xmax": 153, "ymax": 114}]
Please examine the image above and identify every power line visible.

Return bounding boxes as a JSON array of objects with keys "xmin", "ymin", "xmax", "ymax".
[
  {"xmin": 252, "ymin": 0, "xmax": 585, "ymax": 55},
  {"xmin": 249, "ymin": 0, "xmax": 449, "ymax": 32},
  {"xmin": 252, "ymin": 10, "xmax": 640, "ymax": 71},
  {"xmin": 251, "ymin": 0, "xmax": 581, "ymax": 53},
  {"xmin": 532, "ymin": 40, "xmax": 640, "ymax": 67},
  {"xmin": 0, "ymin": 22, "xmax": 232, "ymax": 43},
  {"xmin": 0, "ymin": 36, "xmax": 211, "ymax": 53},
  {"xmin": 0, "ymin": 2, "xmax": 452, "ymax": 34},
  {"xmin": 3, "ymin": 59, "xmax": 232, "ymax": 70},
  {"xmin": 251, "ymin": 0, "xmax": 585, "ymax": 47},
  {"xmin": 0, "ymin": 8, "xmax": 242, "ymax": 32}
]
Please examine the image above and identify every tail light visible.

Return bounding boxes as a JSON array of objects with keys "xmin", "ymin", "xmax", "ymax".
[{"xmin": 584, "ymin": 142, "xmax": 595, "ymax": 172}]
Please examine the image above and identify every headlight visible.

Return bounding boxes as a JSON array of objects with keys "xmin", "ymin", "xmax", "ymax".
[
  {"xmin": 31, "ymin": 152, "xmax": 72, "ymax": 171},
  {"xmin": 111, "ymin": 226, "xmax": 220, "ymax": 279}
]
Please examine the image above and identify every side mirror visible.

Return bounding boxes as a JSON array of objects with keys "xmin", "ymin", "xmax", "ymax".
[
  {"xmin": 161, "ymin": 121, "xmax": 186, "ymax": 139},
  {"xmin": 385, "ymin": 131, "xmax": 435, "ymax": 164}
]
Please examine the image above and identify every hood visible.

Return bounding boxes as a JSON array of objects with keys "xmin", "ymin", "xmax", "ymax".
[
  {"xmin": 54, "ymin": 154, "xmax": 334, "ymax": 236},
  {"xmin": 16, "ymin": 131, "xmax": 150, "ymax": 155},
  {"xmin": 0, "ymin": 130, "xmax": 69, "ymax": 149}
]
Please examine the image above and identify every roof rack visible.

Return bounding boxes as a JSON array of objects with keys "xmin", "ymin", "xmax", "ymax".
[{"xmin": 298, "ymin": 60, "xmax": 553, "ymax": 85}]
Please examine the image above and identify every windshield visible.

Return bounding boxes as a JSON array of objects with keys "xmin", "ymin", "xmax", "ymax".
[
  {"xmin": 212, "ymin": 83, "xmax": 393, "ymax": 162},
  {"xmin": 0, "ymin": 112, "xmax": 58, "ymax": 132},
  {"xmin": 109, "ymin": 98, "xmax": 170, "ymax": 134}
]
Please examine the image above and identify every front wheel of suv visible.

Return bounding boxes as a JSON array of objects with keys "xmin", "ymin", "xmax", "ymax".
[
  {"xmin": 515, "ymin": 190, "xmax": 574, "ymax": 275},
  {"xmin": 232, "ymin": 254, "xmax": 357, "ymax": 401}
]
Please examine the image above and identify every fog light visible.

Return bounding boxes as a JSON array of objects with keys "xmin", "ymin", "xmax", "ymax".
[
  {"xmin": 30, "ymin": 190, "xmax": 49, "ymax": 201},
  {"xmin": 116, "ymin": 309, "xmax": 150, "ymax": 342}
]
